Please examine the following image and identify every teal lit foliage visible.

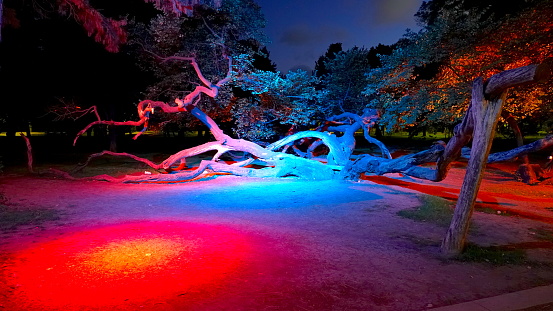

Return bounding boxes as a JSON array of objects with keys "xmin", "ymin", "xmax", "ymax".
[
  {"xmin": 321, "ymin": 47, "xmax": 373, "ymax": 115},
  {"xmin": 128, "ymin": 0, "xmax": 268, "ymax": 132},
  {"xmin": 219, "ymin": 0, "xmax": 268, "ymax": 45},
  {"xmin": 231, "ymin": 55, "xmax": 324, "ymax": 141},
  {"xmin": 363, "ymin": 0, "xmax": 553, "ymax": 135},
  {"xmin": 231, "ymin": 43, "xmax": 396, "ymax": 142}
]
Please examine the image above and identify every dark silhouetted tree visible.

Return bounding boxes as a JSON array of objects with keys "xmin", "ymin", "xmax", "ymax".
[{"xmin": 314, "ymin": 42, "xmax": 342, "ymax": 78}]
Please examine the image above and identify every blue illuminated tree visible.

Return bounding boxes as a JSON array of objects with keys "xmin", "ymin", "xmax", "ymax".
[
  {"xmin": 15, "ymin": 0, "xmax": 544, "ymax": 188},
  {"xmin": 321, "ymin": 47, "xmax": 372, "ymax": 115},
  {"xmin": 230, "ymin": 57, "xmax": 324, "ymax": 141}
]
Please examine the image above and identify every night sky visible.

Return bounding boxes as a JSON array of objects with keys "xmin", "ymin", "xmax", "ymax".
[{"xmin": 255, "ymin": 0, "xmax": 424, "ymax": 73}]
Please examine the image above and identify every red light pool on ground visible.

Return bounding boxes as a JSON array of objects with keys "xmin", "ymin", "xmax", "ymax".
[{"xmin": 5, "ymin": 221, "xmax": 249, "ymax": 310}]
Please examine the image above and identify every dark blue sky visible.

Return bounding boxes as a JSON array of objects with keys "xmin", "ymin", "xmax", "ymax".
[{"xmin": 255, "ymin": 0, "xmax": 424, "ymax": 73}]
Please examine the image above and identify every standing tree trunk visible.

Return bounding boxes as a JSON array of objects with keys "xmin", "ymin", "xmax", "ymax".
[
  {"xmin": 20, "ymin": 133, "xmax": 34, "ymax": 173},
  {"xmin": 441, "ymin": 62, "xmax": 552, "ymax": 257},
  {"xmin": 441, "ymin": 77, "xmax": 505, "ymax": 256},
  {"xmin": 501, "ymin": 111, "xmax": 539, "ymax": 184}
]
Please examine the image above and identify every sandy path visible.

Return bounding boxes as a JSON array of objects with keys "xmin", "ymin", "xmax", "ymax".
[{"xmin": 1, "ymin": 170, "xmax": 553, "ymax": 310}]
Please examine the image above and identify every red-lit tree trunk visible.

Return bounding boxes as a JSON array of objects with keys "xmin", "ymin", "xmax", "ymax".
[
  {"xmin": 501, "ymin": 111, "xmax": 535, "ymax": 182},
  {"xmin": 501, "ymin": 111, "xmax": 548, "ymax": 184}
]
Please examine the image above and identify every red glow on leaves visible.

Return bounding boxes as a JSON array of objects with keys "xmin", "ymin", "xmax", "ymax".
[
  {"xmin": 5, "ymin": 221, "xmax": 249, "ymax": 309},
  {"xmin": 58, "ymin": 0, "xmax": 127, "ymax": 52}
]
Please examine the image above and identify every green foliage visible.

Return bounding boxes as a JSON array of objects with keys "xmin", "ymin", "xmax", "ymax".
[
  {"xmin": 131, "ymin": 2, "xmax": 266, "ymax": 98},
  {"xmin": 219, "ymin": 0, "xmax": 268, "ymax": 44},
  {"xmin": 364, "ymin": 10, "xmax": 485, "ymax": 131},
  {"xmin": 397, "ymin": 194, "xmax": 454, "ymax": 227}
]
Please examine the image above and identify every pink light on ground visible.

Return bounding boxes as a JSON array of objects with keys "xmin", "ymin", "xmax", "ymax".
[{"xmin": 5, "ymin": 221, "xmax": 249, "ymax": 310}]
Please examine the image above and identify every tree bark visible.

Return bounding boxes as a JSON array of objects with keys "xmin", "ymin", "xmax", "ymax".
[
  {"xmin": 441, "ymin": 61, "xmax": 551, "ymax": 257},
  {"xmin": 20, "ymin": 133, "xmax": 34, "ymax": 173},
  {"xmin": 72, "ymin": 151, "xmax": 164, "ymax": 173},
  {"xmin": 486, "ymin": 135, "xmax": 553, "ymax": 163},
  {"xmin": 441, "ymin": 78, "xmax": 504, "ymax": 256},
  {"xmin": 66, "ymin": 56, "xmax": 552, "ymax": 194}
]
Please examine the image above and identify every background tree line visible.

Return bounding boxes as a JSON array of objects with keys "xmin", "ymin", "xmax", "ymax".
[{"xmin": 0, "ymin": 0, "xmax": 551, "ymax": 147}]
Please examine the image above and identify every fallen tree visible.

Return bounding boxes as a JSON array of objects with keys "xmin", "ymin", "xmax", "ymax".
[
  {"xmin": 57, "ymin": 55, "xmax": 553, "ymax": 257},
  {"xmin": 70, "ymin": 57, "xmax": 551, "ymax": 185}
]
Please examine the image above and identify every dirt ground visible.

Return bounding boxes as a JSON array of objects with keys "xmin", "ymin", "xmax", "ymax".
[{"xmin": 1, "ymin": 160, "xmax": 553, "ymax": 311}]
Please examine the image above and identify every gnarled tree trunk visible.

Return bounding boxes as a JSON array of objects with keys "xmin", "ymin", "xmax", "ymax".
[{"xmin": 441, "ymin": 61, "xmax": 552, "ymax": 257}]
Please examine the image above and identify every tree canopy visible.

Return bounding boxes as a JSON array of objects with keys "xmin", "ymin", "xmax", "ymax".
[
  {"xmin": 0, "ymin": 0, "xmax": 222, "ymax": 50},
  {"xmin": 2, "ymin": 0, "xmax": 551, "ymax": 143},
  {"xmin": 126, "ymin": 0, "xmax": 273, "ymax": 139},
  {"xmin": 364, "ymin": 0, "xmax": 553, "ymax": 135}
]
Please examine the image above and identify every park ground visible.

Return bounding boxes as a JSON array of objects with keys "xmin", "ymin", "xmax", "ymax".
[{"xmin": 0, "ymin": 146, "xmax": 553, "ymax": 310}]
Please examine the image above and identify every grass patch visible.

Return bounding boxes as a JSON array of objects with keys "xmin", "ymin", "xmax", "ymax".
[
  {"xmin": 475, "ymin": 206, "xmax": 514, "ymax": 216},
  {"xmin": 0, "ymin": 204, "xmax": 62, "ymax": 231},
  {"xmin": 397, "ymin": 194, "xmax": 454, "ymax": 227},
  {"xmin": 398, "ymin": 234, "xmax": 441, "ymax": 247},
  {"xmin": 529, "ymin": 228, "xmax": 553, "ymax": 242},
  {"xmin": 456, "ymin": 243, "xmax": 527, "ymax": 265}
]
